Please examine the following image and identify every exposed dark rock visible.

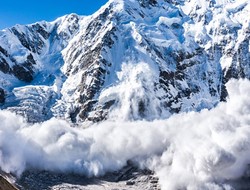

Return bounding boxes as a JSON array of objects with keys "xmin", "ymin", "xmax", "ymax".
[
  {"xmin": 11, "ymin": 28, "xmax": 34, "ymax": 52},
  {"xmin": 65, "ymin": 14, "xmax": 117, "ymax": 121},
  {"xmin": 26, "ymin": 54, "xmax": 36, "ymax": 65},
  {"xmin": 0, "ymin": 176, "xmax": 18, "ymax": 190},
  {"xmin": 16, "ymin": 162, "xmax": 160, "ymax": 190},
  {"xmin": 11, "ymin": 26, "xmax": 46, "ymax": 54},
  {"xmin": 0, "ymin": 46, "xmax": 8, "ymax": 57},
  {"xmin": 12, "ymin": 65, "xmax": 33, "ymax": 83},
  {"xmin": 66, "ymin": 14, "xmax": 80, "ymax": 35},
  {"xmin": 139, "ymin": 0, "xmax": 157, "ymax": 7},
  {"xmin": 10, "ymin": 54, "xmax": 36, "ymax": 82},
  {"xmin": 138, "ymin": 100, "xmax": 147, "ymax": 116},
  {"xmin": 31, "ymin": 23, "xmax": 50, "ymax": 40},
  {"xmin": 0, "ymin": 88, "xmax": 5, "ymax": 103},
  {"xmin": 160, "ymin": 71, "xmax": 175, "ymax": 81},
  {"xmin": 78, "ymin": 100, "xmax": 97, "ymax": 121},
  {"xmin": 165, "ymin": 0, "xmax": 184, "ymax": 6},
  {"xmin": 103, "ymin": 100, "xmax": 116, "ymax": 110},
  {"xmin": 0, "ymin": 57, "xmax": 11, "ymax": 74},
  {"xmin": 220, "ymin": 77, "xmax": 228, "ymax": 102},
  {"xmin": 69, "ymin": 107, "xmax": 80, "ymax": 123}
]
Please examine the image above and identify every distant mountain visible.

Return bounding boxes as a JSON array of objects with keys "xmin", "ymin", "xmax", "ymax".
[{"xmin": 0, "ymin": 0, "xmax": 249, "ymax": 123}]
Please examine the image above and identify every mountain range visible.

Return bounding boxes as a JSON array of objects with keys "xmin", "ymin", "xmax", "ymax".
[
  {"xmin": 0, "ymin": 0, "xmax": 249, "ymax": 123},
  {"xmin": 0, "ymin": 1, "xmax": 250, "ymax": 189}
]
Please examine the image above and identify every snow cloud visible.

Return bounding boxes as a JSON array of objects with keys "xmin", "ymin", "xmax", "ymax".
[{"xmin": 1, "ymin": 79, "xmax": 250, "ymax": 189}]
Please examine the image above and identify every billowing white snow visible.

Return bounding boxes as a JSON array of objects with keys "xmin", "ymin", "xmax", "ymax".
[{"xmin": 1, "ymin": 79, "xmax": 250, "ymax": 190}]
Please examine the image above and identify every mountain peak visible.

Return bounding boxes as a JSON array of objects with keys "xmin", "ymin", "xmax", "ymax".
[
  {"xmin": 1, "ymin": 1, "xmax": 250, "ymax": 189},
  {"xmin": 0, "ymin": 0, "xmax": 249, "ymax": 122}
]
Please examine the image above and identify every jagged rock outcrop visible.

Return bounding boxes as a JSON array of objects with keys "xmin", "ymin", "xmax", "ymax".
[
  {"xmin": 0, "ymin": 174, "xmax": 18, "ymax": 190},
  {"xmin": 0, "ymin": 14, "xmax": 83, "ymax": 122},
  {"xmin": 0, "ymin": 0, "xmax": 249, "ymax": 123},
  {"xmin": 0, "ymin": 88, "xmax": 5, "ymax": 103},
  {"xmin": 16, "ymin": 162, "xmax": 160, "ymax": 190}
]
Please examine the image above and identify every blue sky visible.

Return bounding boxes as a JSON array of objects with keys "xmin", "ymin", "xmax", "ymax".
[{"xmin": 0, "ymin": 0, "xmax": 109, "ymax": 29}]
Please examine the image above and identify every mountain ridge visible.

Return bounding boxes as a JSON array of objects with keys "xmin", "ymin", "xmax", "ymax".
[{"xmin": 0, "ymin": 0, "xmax": 249, "ymax": 123}]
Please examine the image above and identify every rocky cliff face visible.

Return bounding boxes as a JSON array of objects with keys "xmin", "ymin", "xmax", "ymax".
[
  {"xmin": 0, "ymin": 14, "xmax": 83, "ymax": 122},
  {"xmin": 0, "ymin": 0, "xmax": 249, "ymax": 123}
]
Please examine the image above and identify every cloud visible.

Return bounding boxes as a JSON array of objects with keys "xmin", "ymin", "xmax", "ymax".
[{"xmin": 1, "ymin": 79, "xmax": 250, "ymax": 189}]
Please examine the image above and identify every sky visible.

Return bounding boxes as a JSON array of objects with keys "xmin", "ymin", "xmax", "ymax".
[{"xmin": 0, "ymin": 0, "xmax": 109, "ymax": 29}]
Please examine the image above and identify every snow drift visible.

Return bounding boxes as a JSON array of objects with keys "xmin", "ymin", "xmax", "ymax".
[{"xmin": 1, "ymin": 79, "xmax": 250, "ymax": 189}]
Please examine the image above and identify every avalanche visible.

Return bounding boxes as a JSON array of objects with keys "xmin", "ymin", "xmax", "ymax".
[
  {"xmin": 1, "ymin": 79, "xmax": 250, "ymax": 190},
  {"xmin": 0, "ymin": 0, "xmax": 250, "ymax": 189}
]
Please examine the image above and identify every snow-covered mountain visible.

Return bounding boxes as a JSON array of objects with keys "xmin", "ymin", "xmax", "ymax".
[
  {"xmin": 0, "ymin": 14, "xmax": 83, "ymax": 122},
  {"xmin": 0, "ymin": 0, "xmax": 249, "ymax": 123}
]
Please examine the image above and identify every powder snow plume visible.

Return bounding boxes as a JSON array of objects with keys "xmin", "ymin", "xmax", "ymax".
[{"xmin": 1, "ymin": 79, "xmax": 250, "ymax": 189}]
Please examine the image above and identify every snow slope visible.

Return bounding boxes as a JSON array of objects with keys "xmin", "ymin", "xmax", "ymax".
[
  {"xmin": 0, "ymin": 0, "xmax": 249, "ymax": 123},
  {"xmin": 0, "ymin": 14, "xmax": 86, "ymax": 122}
]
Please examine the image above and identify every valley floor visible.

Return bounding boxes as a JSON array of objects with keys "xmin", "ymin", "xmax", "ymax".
[{"xmin": 8, "ymin": 163, "xmax": 160, "ymax": 190}]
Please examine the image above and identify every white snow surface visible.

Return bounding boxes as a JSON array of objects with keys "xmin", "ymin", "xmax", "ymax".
[
  {"xmin": 0, "ymin": 0, "xmax": 249, "ymax": 122},
  {"xmin": 45, "ymin": 0, "xmax": 250, "ymax": 121}
]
